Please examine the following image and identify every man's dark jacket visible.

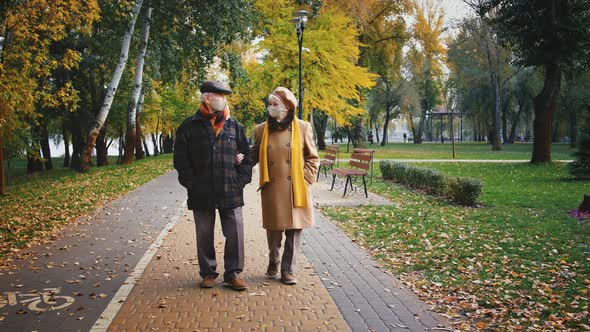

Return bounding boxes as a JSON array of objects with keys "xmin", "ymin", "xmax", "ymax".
[{"xmin": 173, "ymin": 112, "xmax": 252, "ymax": 210}]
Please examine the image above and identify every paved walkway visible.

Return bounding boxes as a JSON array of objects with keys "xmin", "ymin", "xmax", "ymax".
[
  {"xmin": 103, "ymin": 170, "xmax": 449, "ymax": 331},
  {"xmin": 0, "ymin": 172, "xmax": 186, "ymax": 331},
  {"xmin": 105, "ymin": 174, "xmax": 350, "ymax": 332},
  {"xmin": 0, "ymin": 169, "xmax": 451, "ymax": 331}
]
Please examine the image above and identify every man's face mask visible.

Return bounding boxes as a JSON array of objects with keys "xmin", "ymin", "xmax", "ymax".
[{"xmin": 209, "ymin": 97, "xmax": 227, "ymax": 112}]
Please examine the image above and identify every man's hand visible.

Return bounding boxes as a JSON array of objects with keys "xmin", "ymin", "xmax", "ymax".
[{"xmin": 236, "ymin": 153, "xmax": 244, "ymax": 165}]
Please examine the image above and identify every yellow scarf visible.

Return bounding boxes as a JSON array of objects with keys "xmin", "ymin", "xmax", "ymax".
[{"xmin": 259, "ymin": 119, "xmax": 308, "ymax": 208}]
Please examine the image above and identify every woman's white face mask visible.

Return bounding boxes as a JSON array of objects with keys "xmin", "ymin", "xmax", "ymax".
[{"xmin": 268, "ymin": 104, "xmax": 286, "ymax": 119}]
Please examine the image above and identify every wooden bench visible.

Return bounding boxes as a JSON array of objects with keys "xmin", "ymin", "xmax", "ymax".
[
  {"xmin": 352, "ymin": 148, "xmax": 375, "ymax": 183},
  {"xmin": 317, "ymin": 145, "xmax": 339, "ymax": 181},
  {"xmin": 330, "ymin": 151, "xmax": 372, "ymax": 198}
]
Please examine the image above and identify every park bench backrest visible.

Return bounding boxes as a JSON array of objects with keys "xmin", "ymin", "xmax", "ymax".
[
  {"xmin": 349, "ymin": 152, "xmax": 372, "ymax": 171},
  {"xmin": 325, "ymin": 145, "xmax": 339, "ymax": 162},
  {"xmin": 352, "ymin": 148, "xmax": 375, "ymax": 159}
]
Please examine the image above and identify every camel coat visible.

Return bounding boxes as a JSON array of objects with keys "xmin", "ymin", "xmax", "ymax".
[{"xmin": 252, "ymin": 119, "xmax": 320, "ymax": 230}]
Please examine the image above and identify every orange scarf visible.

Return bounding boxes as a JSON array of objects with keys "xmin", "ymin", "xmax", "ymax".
[{"xmin": 200, "ymin": 104, "xmax": 229, "ymax": 137}]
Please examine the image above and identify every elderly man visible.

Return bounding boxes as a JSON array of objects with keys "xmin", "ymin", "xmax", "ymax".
[{"xmin": 173, "ymin": 80, "xmax": 252, "ymax": 291}]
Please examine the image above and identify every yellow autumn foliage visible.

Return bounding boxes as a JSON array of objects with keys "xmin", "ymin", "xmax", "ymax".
[
  {"xmin": 0, "ymin": 0, "xmax": 100, "ymax": 138},
  {"xmin": 247, "ymin": 0, "xmax": 377, "ymax": 125}
]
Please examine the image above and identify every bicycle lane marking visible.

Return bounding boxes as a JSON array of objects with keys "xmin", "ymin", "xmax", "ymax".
[
  {"xmin": 1, "ymin": 288, "xmax": 75, "ymax": 313},
  {"xmin": 89, "ymin": 203, "xmax": 185, "ymax": 332}
]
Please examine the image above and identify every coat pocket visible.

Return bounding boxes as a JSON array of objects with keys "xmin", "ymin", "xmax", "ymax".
[{"xmin": 231, "ymin": 170, "xmax": 242, "ymax": 189}]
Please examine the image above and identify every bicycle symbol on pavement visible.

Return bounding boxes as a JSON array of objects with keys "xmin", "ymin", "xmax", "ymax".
[{"xmin": 0, "ymin": 288, "xmax": 75, "ymax": 312}]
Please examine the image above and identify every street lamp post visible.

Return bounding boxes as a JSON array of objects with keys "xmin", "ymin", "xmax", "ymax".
[{"xmin": 291, "ymin": 10, "xmax": 310, "ymax": 120}]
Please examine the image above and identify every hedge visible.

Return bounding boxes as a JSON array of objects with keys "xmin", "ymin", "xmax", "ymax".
[{"xmin": 379, "ymin": 161, "xmax": 483, "ymax": 206}]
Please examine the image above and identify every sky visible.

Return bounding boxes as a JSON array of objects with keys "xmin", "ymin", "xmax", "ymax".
[{"xmin": 440, "ymin": 0, "xmax": 474, "ymax": 29}]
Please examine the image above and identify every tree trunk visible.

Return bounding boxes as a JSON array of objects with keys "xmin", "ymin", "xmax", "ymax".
[
  {"xmin": 69, "ymin": 112, "xmax": 84, "ymax": 170},
  {"xmin": 415, "ymin": 111, "xmax": 426, "ymax": 144},
  {"xmin": 117, "ymin": 127, "xmax": 124, "ymax": 164},
  {"xmin": 409, "ymin": 116, "xmax": 417, "ymax": 142},
  {"xmin": 490, "ymin": 66, "xmax": 502, "ymax": 150},
  {"xmin": 27, "ymin": 149, "xmax": 43, "ymax": 174},
  {"xmin": 552, "ymin": 122, "xmax": 560, "ymax": 143},
  {"xmin": 502, "ymin": 99, "xmax": 508, "ymax": 144},
  {"xmin": 96, "ymin": 124, "xmax": 109, "ymax": 166},
  {"xmin": 580, "ymin": 194, "xmax": 590, "ymax": 213},
  {"xmin": 0, "ymin": 135, "xmax": 4, "ymax": 195},
  {"xmin": 570, "ymin": 109, "xmax": 577, "ymax": 148},
  {"xmin": 374, "ymin": 122, "xmax": 380, "ymax": 142},
  {"xmin": 163, "ymin": 134, "xmax": 174, "ymax": 154},
  {"xmin": 123, "ymin": 5, "xmax": 151, "ymax": 164},
  {"xmin": 482, "ymin": 25, "xmax": 502, "ymax": 150},
  {"xmin": 62, "ymin": 121, "xmax": 70, "ymax": 168},
  {"xmin": 508, "ymin": 105, "xmax": 522, "ymax": 144},
  {"xmin": 151, "ymin": 133, "xmax": 159, "ymax": 156},
  {"xmin": 381, "ymin": 85, "xmax": 391, "ymax": 146},
  {"xmin": 39, "ymin": 123, "xmax": 53, "ymax": 170},
  {"xmin": 531, "ymin": 62, "xmax": 561, "ymax": 163},
  {"xmin": 351, "ymin": 120, "xmax": 365, "ymax": 149},
  {"xmin": 135, "ymin": 89, "xmax": 146, "ymax": 159},
  {"xmin": 142, "ymin": 138, "xmax": 150, "ymax": 157},
  {"xmin": 313, "ymin": 110, "xmax": 328, "ymax": 150},
  {"xmin": 79, "ymin": 0, "xmax": 144, "ymax": 172}
]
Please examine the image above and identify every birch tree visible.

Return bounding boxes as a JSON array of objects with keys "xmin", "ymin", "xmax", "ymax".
[
  {"xmin": 122, "ymin": 4, "xmax": 152, "ymax": 165},
  {"xmin": 79, "ymin": 0, "xmax": 144, "ymax": 172}
]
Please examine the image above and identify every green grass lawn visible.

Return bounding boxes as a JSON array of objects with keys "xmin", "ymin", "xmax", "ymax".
[
  {"xmin": 323, "ymin": 162, "xmax": 590, "ymax": 330},
  {"xmin": 0, "ymin": 155, "xmax": 173, "ymax": 259},
  {"xmin": 322, "ymin": 142, "xmax": 576, "ymax": 160}
]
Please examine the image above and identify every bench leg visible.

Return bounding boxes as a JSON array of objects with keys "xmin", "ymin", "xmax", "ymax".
[
  {"xmin": 317, "ymin": 166, "xmax": 321, "ymax": 181},
  {"xmin": 343, "ymin": 176, "xmax": 350, "ymax": 198},
  {"xmin": 330, "ymin": 174, "xmax": 337, "ymax": 191},
  {"xmin": 362, "ymin": 175, "xmax": 368, "ymax": 198}
]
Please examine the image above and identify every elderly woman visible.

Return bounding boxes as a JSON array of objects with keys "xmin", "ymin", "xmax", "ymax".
[{"xmin": 252, "ymin": 87, "xmax": 320, "ymax": 285}]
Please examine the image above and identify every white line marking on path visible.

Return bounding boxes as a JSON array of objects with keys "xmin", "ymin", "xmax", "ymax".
[{"xmin": 90, "ymin": 205, "xmax": 186, "ymax": 332}]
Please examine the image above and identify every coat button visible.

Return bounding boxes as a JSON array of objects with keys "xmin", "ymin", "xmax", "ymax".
[
  {"xmin": 271, "ymin": 177, "xmax": 275, "ymax": 182},
  {"xmin": 287, "ymin": 176, "xmax": 291, "ymax": 180},
  {"xmin": 286, "ymin": 143, "xmax": 290, "ymax": 147},
  {"xmin": 269, "ymin": 161, "xmax": 274, "ymax": 166},
  {"xmin": 285, "ymin": 160, "xmax": 290, "ymax": 164},
  {"xmin": 267, "ymin": 144, "xmax": 271, "ymax": 148},
  {"xmin": 288, "ymin": 127, "xmax": 292, "ymax": 132}
]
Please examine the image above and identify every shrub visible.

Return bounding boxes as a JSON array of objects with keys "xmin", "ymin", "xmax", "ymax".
[
  {"xmin": 379, "ymin": 161, "xmax": 483, "ymax": 206},
  {"xmin": 447, "ymin": 176, "xmax": 483, "ymax": 206}
]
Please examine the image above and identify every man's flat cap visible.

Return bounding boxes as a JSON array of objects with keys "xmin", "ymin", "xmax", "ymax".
[{"xmin": 200, "ymin": 80, "xmax": 232, "ymax": 95}]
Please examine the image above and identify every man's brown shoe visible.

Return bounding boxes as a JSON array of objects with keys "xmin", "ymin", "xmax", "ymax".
[
  {"xmin": 280, "ymin": 271, "xmax": 297, "ymax": 285},
  {"xmin": 200, "ymin": 276, "xmax": 216, "ymax": 288},
  {"xmin": 225, "ymin": 277, "xmax": 248, "ymax": 291},
  {"xmin": 266, "ymin": 262, "xmax": 279, "ymax": 279}
]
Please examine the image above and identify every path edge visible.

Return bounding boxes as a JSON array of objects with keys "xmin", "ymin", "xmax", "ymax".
[{"xmin": 89, "ymin": 204, "xmax": 186, "ymax": 332}]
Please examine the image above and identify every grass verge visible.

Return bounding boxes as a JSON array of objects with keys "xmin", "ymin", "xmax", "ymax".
[
  {"xmin": 320, "ymin": 142, "xmax": 575, "ymax": 160},
  {"xmin": 323, "ymin": 162, "xmax": 590, "ymax": 330},
  {"xmin": 0, "ymin": 155, "xmax": 173, "ymax": 259}
]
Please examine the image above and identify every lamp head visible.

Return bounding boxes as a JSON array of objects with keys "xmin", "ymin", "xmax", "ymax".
[{"xmin": 293, "ymin": 9, "xmax": 310, "ymax": 22}]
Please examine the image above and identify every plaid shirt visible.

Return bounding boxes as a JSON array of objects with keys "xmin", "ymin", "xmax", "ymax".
[{"xmin": 173, "ymin": 112, "xmax": 252, "ymax": 210}]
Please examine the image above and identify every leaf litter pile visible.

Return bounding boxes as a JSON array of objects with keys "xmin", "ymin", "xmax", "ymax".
[
  {"xmin": 324, "ymin": 163, "xmax": 590, "ymax": 331},
  {"xmin": 0, "ymin": 155, "xmax": 173, "ymax": 259}
]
